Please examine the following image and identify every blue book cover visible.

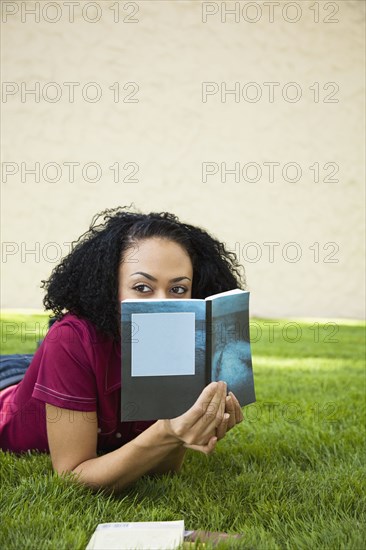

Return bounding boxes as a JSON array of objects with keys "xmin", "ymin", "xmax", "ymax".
[{"xmin": 121, "ymin": 289, "xmax": 255, "ymax": 421}]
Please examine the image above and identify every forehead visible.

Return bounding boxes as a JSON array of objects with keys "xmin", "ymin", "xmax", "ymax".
[{"xmin": 120, "ymin": 237, "xmax": 193, "ymax": 274}]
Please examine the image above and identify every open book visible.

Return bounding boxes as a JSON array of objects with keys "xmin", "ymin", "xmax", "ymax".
[{"xmin": 120, "ymin": 289, "xmax": 255, "ymax": 421}]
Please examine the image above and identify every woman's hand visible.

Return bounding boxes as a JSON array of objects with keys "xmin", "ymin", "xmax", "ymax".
[
  {"xmin": 163, "ymin": 381, "xmax": 242, "ymax": 455},
  {"xmin": 215, "ymin": 391, "xmax": 244, "ymax": 441}
]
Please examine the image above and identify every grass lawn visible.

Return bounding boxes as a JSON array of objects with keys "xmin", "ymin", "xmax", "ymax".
[{"xmin": 0, "ymin": 313, "xmax": 365, "ymax": 549}]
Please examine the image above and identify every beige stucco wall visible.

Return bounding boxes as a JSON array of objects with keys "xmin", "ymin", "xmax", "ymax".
[{"xmin": 1, "ymin": 0, "xmax": 365, "ymax": 319}]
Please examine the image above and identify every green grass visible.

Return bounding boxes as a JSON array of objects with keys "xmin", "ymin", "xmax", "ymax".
[{"xmin": 0, "ymin": 313, "xmax": 365, "ymax": 549}]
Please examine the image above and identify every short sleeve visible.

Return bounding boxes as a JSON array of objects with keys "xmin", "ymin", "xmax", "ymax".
[{"xmin": 32, "ymin": 320, "xmax": 97, "ymax": 412}]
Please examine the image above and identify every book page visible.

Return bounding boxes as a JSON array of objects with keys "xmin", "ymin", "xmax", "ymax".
[
  {"xmin": 205, "ymin": 288, "xmax": 245, "ymax": 300},
  {"xmin": 131, "ymin": 312, "xmax": 195, "ymax": 377},
  {"xmin": 209, "ymin": 291, "xmax": 255, "ymax": 407}
]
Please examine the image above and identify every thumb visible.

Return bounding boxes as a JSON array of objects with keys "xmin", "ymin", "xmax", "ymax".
[{"xmin": 183, "ymin": 436, "xmax": 217, "ymax": 455}]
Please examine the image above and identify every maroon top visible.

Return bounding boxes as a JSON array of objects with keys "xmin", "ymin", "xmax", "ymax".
[{"xmin": 0, "ymin": 313, "xmax": 156, "ymax": 453}]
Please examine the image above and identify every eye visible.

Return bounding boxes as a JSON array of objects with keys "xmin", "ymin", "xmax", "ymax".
[
  {"xmin": 133, "ymin": 284, "xmax": 152, "ymax": 293},
  {"xmin": 171, "ymin": 286, "xmax": 188, "ymax": 295}
]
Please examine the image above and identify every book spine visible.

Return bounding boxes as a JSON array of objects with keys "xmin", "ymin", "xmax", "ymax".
[{"xmin": 205, "ymin": 299, "xmax": 213, "ymax": 384}]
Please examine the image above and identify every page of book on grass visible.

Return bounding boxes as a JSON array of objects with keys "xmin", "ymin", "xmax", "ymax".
[
  {"xmin": 85, "ymin": 521, "xmax": 185, "ymax": 550},
  {"xmin": 121, "ymin": 289, "xmax": 255, "ymax": 421}
]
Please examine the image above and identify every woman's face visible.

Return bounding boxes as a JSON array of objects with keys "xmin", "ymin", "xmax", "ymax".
[{"xmin": 118, "ymin": 237, "xmax": 193, "ymax": 301}]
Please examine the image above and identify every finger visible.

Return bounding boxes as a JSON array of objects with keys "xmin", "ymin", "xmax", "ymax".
[
  {"xmin": 229, "ymin": 392, "xmax": 243, "ymax": 424},
  {"xmin": 216, "ymin": 412, "xmax": 230, "ymax": 440},
  {"xmin": 168, "ymin": 383, "xmax": 222, "ymax": 440},
  {"xmin": 171, "ymin": 383, "xmax": 226, "ymax": 446},
  {"xmin": 207, "ymin": 381, "xmax": 227, "ymax": 426},
  {"xmin": 184, "ymin": 436, "xmax": 217, "ymax": 455},
  {"xmin": 186, "ymin": 382, "xmax": 220, "ymax": 424},
  {"xmin": 229, "ymin": 391, "xmax": 244, "ymax": 422},
  {"xmin": 223, "ymin": 392, "xmax": 240, "ymax": 428},
  {"xmin": 225, "ymin": 395, "xmax": 237, "ymax": 429},
  {"xmin": 194, "ymin": 381, "xmax": 227, "ymax": 430}
]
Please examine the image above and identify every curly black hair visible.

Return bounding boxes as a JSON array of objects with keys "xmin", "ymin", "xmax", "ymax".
[{"xmin": 41, "ymin": 205, "xmax": 246, "ymax": 341}]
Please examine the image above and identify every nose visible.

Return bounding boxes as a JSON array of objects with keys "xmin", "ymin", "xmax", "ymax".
[{"xmin": 154, "ymin": 290, "xmax": 171, "ymax": 300}]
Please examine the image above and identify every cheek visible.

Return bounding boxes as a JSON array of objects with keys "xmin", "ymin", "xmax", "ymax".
[
  {"xmin": 187, "ymin": 288, "xmax": 192, "ymax": 299},
  {"xmin": 118, "ymin": 277, "xmax": 128, "ymax": 301},
  {"xmin": 117, "ymin": 268, "xmax": 125, "ymax": 301}
]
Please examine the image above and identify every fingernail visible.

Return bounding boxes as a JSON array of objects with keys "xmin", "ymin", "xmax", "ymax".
[
  {"xmin": 226, "ymin": 395, "xmax": 232, "ymax": 402},
  {"xmin": 224, "ymin": 413, "xmax": 230, "ymax": 420}
]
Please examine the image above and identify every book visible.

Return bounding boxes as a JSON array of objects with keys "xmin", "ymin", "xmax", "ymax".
[
  {"xmin": 85, "ymin": 521, "xmax": 184, "ymax": 550},
  {"xmin": 121, "ymin": 289, "xmax": 255, "ymax": 421},
  {"xmin": 85, "ymin": 521, "xmax": 245, "ymax": 549}
]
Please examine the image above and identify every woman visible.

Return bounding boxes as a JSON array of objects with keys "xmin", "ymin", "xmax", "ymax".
[{"xmin": 0, "ymin": 206, "xmax": 246, "ymax": 493}]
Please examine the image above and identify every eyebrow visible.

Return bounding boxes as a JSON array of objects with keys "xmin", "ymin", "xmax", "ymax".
[{"xmin": 130, "ymin": 272, "xmax": 192, "ymax": 283}]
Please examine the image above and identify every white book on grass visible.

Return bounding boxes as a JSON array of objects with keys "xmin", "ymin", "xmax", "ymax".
[{"xmin": 85, "ymin": 520, "xmax": 184, "ymax": 550}]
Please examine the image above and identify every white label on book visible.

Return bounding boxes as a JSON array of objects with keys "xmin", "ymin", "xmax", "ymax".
[{"xmin": 131, "ymin": 312, "xmax": 195, "ymax": 377}]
